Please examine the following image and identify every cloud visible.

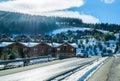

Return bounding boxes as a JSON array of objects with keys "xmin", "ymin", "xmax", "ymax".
[
  {"xmin": 0, "ymin": 0, "xmax": 99, "ymax": 23},
  {"xmin": 101, "ymin": 0, "xmax": 115, "ymax": 4},
  {"xmin": 0, "ymin": 0, "xmax": 84, "ymax": 13}
]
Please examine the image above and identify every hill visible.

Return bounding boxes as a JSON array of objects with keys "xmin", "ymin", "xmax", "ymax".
[
  {"xmin": 0, "ymin": 11, "xmax": 120, "ymax": 34},
  {"xmin": 0, "ymin": 11, "xmax": 83, "ymax": 34}
]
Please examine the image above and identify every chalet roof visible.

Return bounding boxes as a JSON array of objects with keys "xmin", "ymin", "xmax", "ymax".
[
  {"xmin": 57, "ymin": 43, "xmax": 78, "ymax": 48},
  {"xmin": 46, "ymin": 43, "xmax": 62, "ymax": 47},
  {"xmin": 0, "ymin": 42, "xmax": 14, "ymax": 47},
  {"xmin": 0, "ymin": 42, "xmax": 78, "ymax": 48},
  {"xmin": 69, "ymin": 43, "xmax": 78, "ymax": 48},
  {"xmin": 20, "ymin": 42, "xmax": 39, "ymax": 47},
  {"xmin": 46, "ymin": 43, "xmax": 53, "ymax": 47},
  {"xmin": 53, "ymin": 43, "xmax": 62, "ymax": 47}
]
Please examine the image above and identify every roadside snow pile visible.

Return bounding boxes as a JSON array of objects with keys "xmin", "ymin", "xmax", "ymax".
[
  {"xmin": 63, "ymin": 57, "xmax": 108, "ymax": 81},
  {"xmin": 0, "ymin": 65, "xmax": 5, "ymax": 70},
  {"xmin": 30, "ymin": 57, "xmax": 56, "ymax": 64}
]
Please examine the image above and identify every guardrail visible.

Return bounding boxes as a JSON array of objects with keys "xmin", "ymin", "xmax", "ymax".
[
  {"xmin": 0, "ymin": 56, "xmax": 50, "ymax": 64},
  {"xmin": 0, "ymin": 56, "xmax": 55, "ymax": 70}
]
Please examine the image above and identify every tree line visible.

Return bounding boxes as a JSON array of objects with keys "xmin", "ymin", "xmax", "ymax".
[{"xmin": 0, "ymin": 11, "xmax": 120, "ymax": 34}]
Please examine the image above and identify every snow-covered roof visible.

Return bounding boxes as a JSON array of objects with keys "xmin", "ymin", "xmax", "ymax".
[
  {"xmin": 53, "ymin": 43, "xmax": 62, "ymax": 47},
  {"xmin": 46, "ymin": 43, "xmax": 54, "ymax": 47},
  {"xmin": 0, "ymin": 42, "xmax": 14, "ymax": 47},
  {"xmin": 40, "ymin": 43, "xmax": 62, "ymax": 48},
  {"xmin": 46, "ymin": 43, "xmax": 62, "ymax": 47},
  {"xmin": 20, "ymin": 42, "xmax": 39, "ymax": 47},
  {"xmin": 69, "ymin": 43, "xmax": 78, "ymax": 48},
  {"xmin": 54, "ymin": 43, "xmax": 78, "ymax": 48}
]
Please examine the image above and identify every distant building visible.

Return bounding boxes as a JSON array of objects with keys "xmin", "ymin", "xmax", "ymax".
[{"xmin": 14, "ymin": 35, "xmax": 32, "ymax": 42}]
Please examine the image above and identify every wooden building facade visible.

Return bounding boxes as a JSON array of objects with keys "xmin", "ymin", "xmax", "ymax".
[
  {"xmin": 0, "ymin": 42, "xmax": 78, "ymax": 60},
  {"xmin": 56, "ymin": 43, "xmax": 77, "ymax": 58}
]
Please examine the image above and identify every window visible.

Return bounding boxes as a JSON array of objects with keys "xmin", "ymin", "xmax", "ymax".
[
  {"xmin": 71, "ymin": 48, "xmax": 74, "ymax": 52},
  {"xmin": 57, "ymin": 48, "xmax": 60, "ymax": 51},
  {"xmin": 23, "ymin": 48, "xmax": 27, "ymax": 52},
  {"xmin": 34, "ymin": 48, "xmax": 38, "ymax": 53},
  {"xmin": 48, "ymin": 48, "xmax": 51, "ymax": 52},
  {"xmin": 42, "ymin": 49, "xmax": 44, "ymax": 53}
]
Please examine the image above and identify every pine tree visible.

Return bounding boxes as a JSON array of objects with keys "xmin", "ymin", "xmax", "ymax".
[
  {"xmin": 1, "ymin": 47, "xmax": 8, "ymax": 60},
  {"xmin": 9, "ymin": 45, "xmax": 19, "ymax": 59},
  {"xmin": 119, "ymin": 38, "xmax": 120, "ymax": 46}
]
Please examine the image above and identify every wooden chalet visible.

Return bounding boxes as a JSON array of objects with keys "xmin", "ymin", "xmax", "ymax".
[
  {"xmin": 33, "ymin": 43, "xmax": 53, "ymax": 57},
  {"xmin": 56, "ymin": 43, "xmax": 77, "ymax": 58},
  {"xmin": 0, "ymin": 42, "xmax": 78, "ymax": 60},
  {"xmin": 0, "ymin": 42, "xmax": 31, "ymax": 59},
  {"xmin": 20, "ymin": 42, "xmax": 53, "ymax": 57},
  {"xmin": 20, "ymin": 42, "xmax": 39, "ymax": 57},
  {"xmin": 0, "ymin": 42, "xmax": 14, "ymax": 59}
]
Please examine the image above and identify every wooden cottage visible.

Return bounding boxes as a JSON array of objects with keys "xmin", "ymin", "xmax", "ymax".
[
  {"xmin": 0, "ymin": 42, "xmax": 78, "ymax": 60},
  {"xmin": 20, "ymin": 42, "xmax": 39, "ymax": 57},
  {"xmin": 56, "ymin": 43, "xmax": 78, "ymax": 58},
  {"xmin": 21, "ymin": 42, "xmax": 53, "ymax": 57},
  {"xmin": 0, "ymin": 42, "xmax": 14, "ymax": 60},
  {"xmin": 0, "ymin": 42, "xmax": 31, "ymax": 59},
  {"xmin": 33, "ymin": 43, "xmax": 53, "ymax": 57}
]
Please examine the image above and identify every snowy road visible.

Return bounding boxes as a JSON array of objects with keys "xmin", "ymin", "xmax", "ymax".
[
  {"xmin": 62, "ymin": 57, "xmax": 108, "ymax": 81},
  {"xmin": 0, "ymin": 57, "xmax": 98, "ymax": 81}
]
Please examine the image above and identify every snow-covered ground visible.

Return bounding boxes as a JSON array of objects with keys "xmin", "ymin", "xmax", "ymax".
[
  {"xmin": 50, "ymin": 27, "xmax": 119, "ymax": 56},
  {"xmin": 76, "ymin": 38, "xmax": 117, "ymax": 56},
  {"xmin": 63, "ymin": 57, "xmax": 108, "ymax": 81},
  {"xmin": 0, "ymin": 57, "xmax": 98, "ymax": 81},
  {"xmin": 50, "ymin": 27, "xmax": 90, "ymax": 35},
  {"xmin": 50, "ymin": 27, "xmax": 111, "ymax": 35},
  {"xmin": 0, "ymin": 65, "xmax": 5, "ymax": 70}
]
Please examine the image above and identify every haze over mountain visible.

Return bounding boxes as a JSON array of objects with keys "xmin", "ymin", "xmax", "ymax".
[
  {"xmin": 0, "ymin": 11, "xmax": 120, "ymax": 34},
  {"xmin": 0, "ymin": 11, "xmax": 84, "ymax": 34},
  {"xmin": 0, "ymin": 0, "xmax": 119, "ymax": 34}
]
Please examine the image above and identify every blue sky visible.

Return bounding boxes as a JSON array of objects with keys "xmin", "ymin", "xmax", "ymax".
[
  {"xmin": 0, "ymin": 0, "xmax": 119, "ymax": 24},
  {"xmin": 69, "ymin": 0, "xmax": 120, "ymax": 24}
]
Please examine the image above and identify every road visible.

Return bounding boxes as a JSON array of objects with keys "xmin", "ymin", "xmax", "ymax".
[
  {"xmin": 108, "ymin": 56, "xmax": 120, "ymax": 81},
  {"xmin": 87, "ymin": 56, "xmax": 120, "ymax": 81},
  {"xmin": 0, "ymin": 57, "xmax": 99, "ymax": 81}
]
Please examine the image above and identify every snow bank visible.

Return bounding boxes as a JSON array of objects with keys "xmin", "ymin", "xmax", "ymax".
[
  {"xmin": 63, "ymin": 57, "xmax": 108, "ymax": 81},
  {"xmin": 81, "ymin": 57, "xmax": 108, "ymax": 81}
]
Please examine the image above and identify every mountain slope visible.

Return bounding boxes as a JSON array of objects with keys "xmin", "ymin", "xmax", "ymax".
[
  {"xmin": 0, "ymin": 11, "xmax": 83, "ymax": 34},
  {"xmin": 0, "ymin": 11, "xmax": 120, "ymax": 34}
]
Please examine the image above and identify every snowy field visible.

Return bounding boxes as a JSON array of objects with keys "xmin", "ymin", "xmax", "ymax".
[
  {"xmin": 50, "ymin": 27, "xmax": 111, "ymax": 35},
  {"xmin": 0, "ymin": 57, "xmax": 98, "ymax": 81},
  {"xmin": 51, "ymin": 27, "xmax": 90, "ymax": 35}
]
